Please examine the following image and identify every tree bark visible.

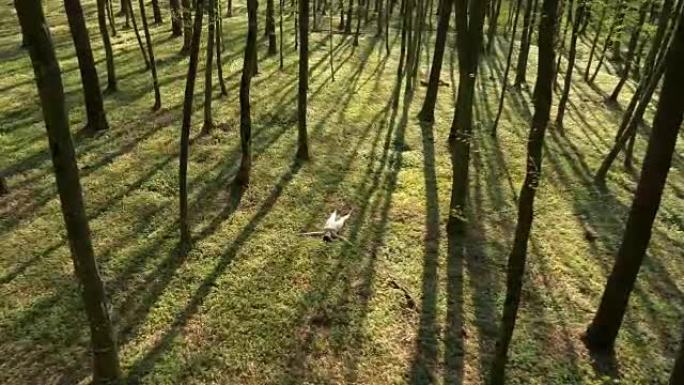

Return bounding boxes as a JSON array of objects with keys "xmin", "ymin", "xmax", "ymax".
[
  {"xmin": 0, "ymin": 176, "xmax": 7, "ymax": 195},
  {"xmin": 297, "ymin": 0, "xmax": 311, "ymax": 160},
  {"xmin": 584, "ymin": 12, "xmax": 684, "ymax": 352},
  {"xmin": 489, "ymin": 0, "xmax": 559, "ymax": 382},
  {"xmin": 486, "ymin": 0, "xmax": 503, "ymax": 51},
  {"xmin": 179, "ymin": 0, "xmax": 204, "ymax": 249},
  {"xmin": 513, "ymin": 0, "xmax": 536, "ymax": 87},
  {"xmin": 15, "ymin": 1, "xmax": 122, "ymax": 382},
  {"xmin": 491, "ymin": 0, "xmax": 523, "ymax": 136},
  {"xmin": 267, "ymin": 0, "xmax": 278, "ymax": 54},
  {"xmin": 181, "ymin": 0, "xmax": 193, "ymax": 53},
  {"xmin": 97, "ymin": 0, "xmax": 117, "ymax": 92},
  {"xmin": 202, "ymin": 0, "xmax": 216, "ymax": 134},
  {"xmin": 417, "ymin": 0, "xmax": 454, "ymax": 123},
  {"xmin": 237, "ymin": 0, "xmax": 258, "ymax": 186},
  {"xmin": 216, "ymin": 4, "xmax": 228, "ymax": 95},
  {"xmin": 555, "ymin": 1, "xmax": 586, "ymax": 131},
  {"xmin": 671, "ymin": 326, "xmax": 684, "ymax": 385},
  {"xmin": 151, "ymin": 0, "xmax": 163, "ymax": 23},
  {"xmin": 171, "ymin": 0, "xmax": 183, "ymax": 35},
  {"xmin": 64, "ymin": 0, "xmax": 109, "ymax": 132},
  {"xmin": 126, "ymin": 0, "xmax": 151, "ymax": 69},
  {"xmin": 446, "ymin": 0, "xmax": 487, "ymax": 236},
  {"xmin": 643, "ymin": 0, "xmax": 674, "ymax": 74},
  {"xmin": 137, "ymin": 0, "xmax": 162, "ymax": 110}
]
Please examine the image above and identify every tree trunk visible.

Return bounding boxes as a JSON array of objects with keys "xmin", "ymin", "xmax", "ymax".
[
  {"xmin": 491, "ymin": 0, "xmax": 523, "ymax": 136},
  {"xmin": 96, "ymin": 0, "xmax": 117, "ymax": 92},
  {"xmin": 643, "ymin": 0, "xmax": 674, "ymax": 74},
  {"xmin": 608, "ymin": 1, "xmax": 648, "ymax": 103},
  {"xmin": 0, "ymin": 176, "xmax": 7, "ymax": 195},
  {"xmin": 589, "ymin": 2, "xmax": 621, "ymax": 83},
  {"xmin": 267, "ymin": 0, "xmax": 277, "ymax": 54},
  {"xmin": 105, "ymin": 0, "xmax": 117, "ymax": 36},
  {"xmin": 179, "ymin": 0, "xmax": 204, "ymax": 249},
  {"xmin": 486, "ymin": 0, "xmax": 503, "ymax": 52},
  {"xmin": 353, "ymin": 0, "xmax": 363, "ymax": 45},
  {"xmin": 64, "ymin": 0, "xmax": 109, "ymax": 132},
  {"xmin": 170, "ymin": 0, "xmax": 183, "ymax": 36},
  {"xmin": 237, "ymin": 0, "xmax": 258, "ymax": 186},
  {"xmin": 584, "ymin": 2, "xmax": 607, "ymax": 80},
  {"xmin": 446, "ymin": 0, "xmax": 487, "ymax": 236},
  {"xmin": 555, "ymin": 1, "xmax": 586, "ymax": 131},
  {"xmin": 671, "ymin": 327, "xmax": 684, "ymax": 384},
  {"xmin": 181, "ymin": 0, "xmax": 193, "ymax": 53},
  {"xmin": 202, "ymin": 0, "xmax": 216, "ymax": 135},
  {"xmin": 513, "ymin": 0, "xmax": 536, "ymax": 88},
  {"xmin": 227, "ymin": 0, "xmax": 233, "ymax": 16},
  {"xmin": 151, "ymin": 0, "xmax": 163, "ymax": 23},
  {"xmin": 15, "ymin": 1, "xmax": 122, "ymax": 382},
  {"xmin": 584, "ymin": 14, "xmax": 684, "ymax": 352},
  {"xmin": 417, "ymin": 0, "xmax": 454, "ymax": 123},
  {"xmin": 489, "ymin": 0, "xmax": 559, "ymax": 382},
  {"xmin": 126, "ymin": 0, "xmax": 151, "ymax": 69},
  {"xmin": 137, "ymin": 0, "xmax": 162, "ymax": 110},
  {"xmin": 553, "ymin": 0, "xmax": 574, "ymax": 89},
  {"xmin": 297, "ymin": 0, "xmax": 311, "ymax": 160},
  {"xmin": 280, "ymin": 0, "xmax": 285, "ymax": 68},
  {"xmin": 216, "ymin": 5, "xmax": 228, "ymax": 95},
  {"xmin": 345, "ymin": 0, "xmax": 353, "ymax": 33}
]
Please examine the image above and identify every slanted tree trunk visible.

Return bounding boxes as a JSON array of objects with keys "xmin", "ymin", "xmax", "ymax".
[
  {"xmin": 446, "ymin": 0, "xmax": 487, "ymax": 236},
  {"xmin": 181, "ymin": 0, "xmax": 193, "ymax": 53},
  {"xmin": 491, "ymin": 0, "xmax": 523, "ymax": 136},
  {"xmin": 202, "ymin": 0, "xmax": 216, "ymax": 135},
  {"xmin": 96, "ymin": 0, "xmax": 117, "ymax": 92},
  {"xmin": 15, "ymin": 0, "xmax": 122, "ymax": 382},
  {"xmin": 267, "ymin": 0, "xmax": 277, "ymax": 54},
  {"xmin": 126, "ymin": 0, "xmax": 151, "ymax": 69},
  {"xmin": 171, "ymin": 0, "xmax": 183, "ymax": 36},
  {"xmin": 553, "ymin": 0, "xmax": 573, "ymax": 89},
  {"xmin": 555, "ymin": 1, "xmax": 586, "ymax": 132},
  {"xmin": 417, "ymin": 0, "xmax": 454, "ymax": 123},
  {"xmin": 589, "ymin": 1, "xmax": 621, "ymax": 83},
  {"xmin": 137, "ymin": 0, "xmax": 162, "ymax": 110},
  {"xmin": 64, "ymin": 0, "xmax": 109, "ymax": 132},
  {"xmin": 297, "ymin": 0, "xmax": 311, "ymax": 160},
  {"xmin": 151, "ymin": 0, "xmax": 163, "ymax": 23},
  {"xmin": 513, "ymin": 0, "xmax": 536, "ymax": 88},
  {"xmin": 179, "ymin": 0, "xmax": 204, "ymax": 249},
  {"xmin": 486, "ymin": 0, "xmax": 503, "ymax": 52},
  {"xmin": 607, "ymin": 1, "xmax": 648, "ymax": 103},
  {"xmin": 584, "ymin": 2, "xmax": 607, "ymax": 80},
  {"xmin": 584, "ymin": 14, "xmax": 684, "ymax": 353},
  {"xmin": 489, "ymin": 0, "xmax": 559, "ymax": 382},
  {"xmin": 236, "ymin": 0, "xmax": 258, "ymax": 186},
  {"xmin": 643, "ymin": 0, "xmax": 674, "ymax": 74},
  {"xmin": 671, "ymin": 327, "xmax": 684, "ymax": 384}
]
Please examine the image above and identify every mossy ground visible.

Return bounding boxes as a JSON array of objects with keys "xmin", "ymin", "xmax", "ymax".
[{"xmin": 1, "ymin": 1, "xmax": 683, "ymax": 384}]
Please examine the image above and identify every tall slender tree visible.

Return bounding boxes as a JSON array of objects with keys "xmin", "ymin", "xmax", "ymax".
[
  {"xmin": 236, "ymin": 0, "xmax": 259, "ymax": 186},
  {"xmin": 513, "ymin": 0, "xmax": 537, "ymax": 88},
  {"xmin": 670, "ymin": 327, "xmax": 684, "ymax": 385},
  {"xmin": 202, "ymin": 0, "xmax": 217, "ymax": 135},
  {"xmin": 297, "ymin": 0, "xmax": 311, "ymax": 160},
  {"xmin": 584, "ymin": 2, "xmax": 607, "ymax": 80},
  {"xmin": 170, "ymin": 0, "xmax": 183, "ymax": 36},
  {"xmin": 446, "ymin": 0, "xmax": 487, "ymax": 236},
  {"xmin": 555, "ymin": 0, "xmax": 586, "ymax": 132},
  {"xmin": 15, "ymin": 0, "xmax": 122, "ymax": 382},
  {"xmin": 486, "ymin": 0, "xmax": 503, "ymax": 51},
  {"xmin": 589, "ymin": 1, "xmax": 622, "ymax": 83},
  {"xmin": 584, "ymin": 11, "xmax": 684, "ymax": 352},
  {"xmin": 126, "ymin": 0, "xmax": 151, "ymax": 69},
  {"xmin": 96, "ymin": 0, "xmax": 117, "ymax": 92},
  {"xmin": 151, "ymin": 0, "xmax": 163, "ymax": 23},
  {"xmin": 489, "ymin": 0, "xmax": 559, "ymax": 382},
  {"xmin": 216, "ymin": 6, "xmax": 229, "ymax": 96},
  {"xmin": 267, "ymin": 0, "xmax": 278, "ymax": 54},
  {"xmin": 64, "ymin": 0, "xmax": 109, "ymax": 132},
  {"xmin": 181, "ymin": 0, "xmax": 193, "ymax": 53},
  {"xmin": 417, "ymin": 0, "xmax": 454, "ymax": 123},
  {"xmin": 179, "ymin": 0, "xmax": 205, "ymax": 249},
  {"xmin": 138, "ymin": 0, "xmax": 162, "ymax": 110}
]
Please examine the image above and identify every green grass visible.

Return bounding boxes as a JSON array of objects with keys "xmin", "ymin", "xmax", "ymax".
[{"xmin": 1, "ymin": 1, "xmax": 683, "ymax": 384}]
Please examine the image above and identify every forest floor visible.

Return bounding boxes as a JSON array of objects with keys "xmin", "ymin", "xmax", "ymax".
[{"xmin": 1, "ymin": 1, "xmax": 684, "ymax": 385}]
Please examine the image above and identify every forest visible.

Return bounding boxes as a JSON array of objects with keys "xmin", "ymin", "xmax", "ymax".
[{"xmin": 1, "ymin": 0, "xmax": 683, "ymax": 383}]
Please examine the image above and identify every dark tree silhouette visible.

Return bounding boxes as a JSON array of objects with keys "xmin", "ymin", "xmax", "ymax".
[
  {"xmin": 126, "ymin": 0, "xmax": 152, "ymax": 69},
  {"xmin": 64, "ymin": 0, "xmax": 109, "ymax": 132},
  {"xmin": 417, "ymin": 0, "xmax": 454, "ymax": 123},
  {"xmin": 181, "ymin": 0, "xmax": 193, "ymax": 53},
  {"xmin": 280, "ymin": 0, "xmax": 285, "ymax": 68},
  {"xmin": 555, "ymin": 0, "xmax": 586, "ymax": 132},
  {"xmin": 227, "ymin": 0, "xmax": 233, "ymax": 16},
  {"xmin": 216, "ymin": 7, "xmax": 228, "ymax": 96},
  {"xmin": 297, "ymin": 0, "xmax": 311, "ymax": 160},
  {"xmin": 0, "ymin": 176, "xmax": 8, "ymax": 195},
  {"xmin": 671, "ymin": 327, "xmax": 684, "ymax": 384},
  {"xmin": 584, "ymin": 11, "xmax": 684, "ymax": 352},
  {"xmin": 96, "ymin": 0, "xmax": 117, "ymax": 92},
  {"xmin": 105, "ymin": 0, "xmax": 117, "ymax": 36},
  {"xmin": 446, "ymin": 0, "xmax": 486, "ymax": 236},
  {"xmin": 489, "ymin": 0, "xmax": 560, "ymax": 382},
  {"xmin": 267, "ymin": 0, "xmax": 278, "ymax": 55},
  {"xmin": 15, "ymin": 0, "xmax": 122, "ymax": 382},
  {"xmin": 179, "ymin": 0, "xmax": 205, "ymax": 249},
  {"xmin": 643, "ymin": 0, "xmax": 674, "ymax": 74},
  {"xmin": 513, "ymin": 0, "xmax": 538, "ymax": 88},
  {"xmin": 151, "ymin": 0, "xmax": 163, "ymax": 23},
  {"xmin": 237, "ymin": 0, "xmax": 258, "ymax": 186},
  {"xmin": 486, "ymin": 0, "xmax": 503, "ymax": 52},
  {"xmin": 170, "ymin": 0, "xmax": 183, "ymax": 36},
  {"xmin": 492, "ymin": 0, "xmax": 523, "ymax": 136},
  {"xmin": 138, "ymin": 0, "xmax": 162, "ymax": 110},
  {"xmin": 584, "ymin": 2, "xmax": 607, "ymax": 80},
  {"xmin": 202, "ymin": 0, "xmax": 217, "ymax": 135},
  {"xmin": 608, "ymin": 1, "xmax": 649, "ymax": 103}
]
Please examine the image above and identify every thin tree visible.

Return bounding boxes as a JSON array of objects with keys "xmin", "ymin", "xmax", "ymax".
[
  {"xmin": 97, "ymin": 0, "xmax": 117, "ymax": 92},
  {"xmin": 643, "ymin": 0, "xmax": 675, "ymax": 74},
  {"xmin": 584, "ymin": 2, "xmax": 607, "ymax": 80},
  {"xmin": 137, "ymin": 0, "xmax": 162, "ymax": 110},
  {"xmin": 15, "ymin": 0, "xmax": 122, "ymax": 382},
  {"xmin": 446, "ymin": 0, "xmax": 487, "ymax": 235},
  {"xmin": 417, "ymin": 0, "xmax": 454, "ymax": 123},
  {"xmin": 0, "ymin": 176, "xmax": 8, "ymax": 195},
  {"xmin": 555, "ymin": 0, "xmax": 586, "ymax": 132},
  {"xmin": 105, "ymin": 0, "xmax": 117, "ymax": 36},
  {"xmin": 227, "ymin": 0, "xmax": 233, "ymax": 16},
  {"xmin": 489, "ymin": 0, "xmax": 560, "ymax": 382},
  {"xmin": 126, "ymin": 0, "xmax": 152, "ymax": 69},
  {"xmin": 491, "ymin": 0, "xmax": 523, "ymax": 136},
  {"xmin": 64, "ymin": 0, "xmax": 109, "ymax": 132},
  {"xmin": 202, "ymin": 0, "xmax": 217, "ymax": 135},
  {"xmin": 353, "ymin": 0, "xmax": 363, "ymax": 45},
  {"xmin": 670, "ymin": 327, "xmax": 684, "ymax": 385},
  {"xmin": 513, "ymin": 0, "xmax": 537, "ymax": 88},
  {"xmin": 589, "ymin": 1, "xmax": 622, "ymax": 83},
  {"xmin": 267, "ymin": 0, "xmax": 278, "ymax": 54},
  {"xmin": 486, "ymin": 0, "xmax": 504, "ymax": 52},
  {"xmin": 236, "ymin": 0, "xmax": 259, "ymax": 186},
  {"xmin": 171, "ymin": 0, "xmax": 183, "ymax": 36},
  {"xmin": 216, "ymin": 3, "xmax": 229, "ymax": 96},
  {"xmin": 179, "ymin": 0, "xmax": 205, "ymax": 249},
  {"xmin": 297, "ymin": 0, "xmax": 311, "ymax": 160},
  {"xmin": 583, "ymin": 12, "xmax": 684, "ymax": 352},
  {"xmin": 181, "ymin": 0, "xmax": 193, "ymax": 53},
  {"xmin": 607, "ymin": 1, "xmax": 649, "ymax": 103},
  {"xmin": 280, "ymin": 0, "xmax": 285, "ymax": 68},
  {"xmin": 329, "ymin": 0, "xmax": 335, "ymax": 80}
]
